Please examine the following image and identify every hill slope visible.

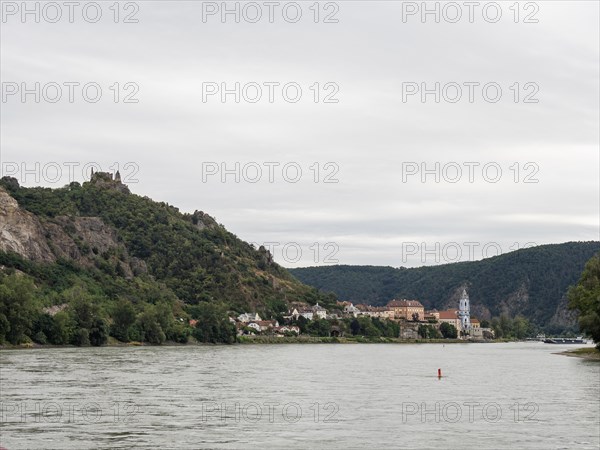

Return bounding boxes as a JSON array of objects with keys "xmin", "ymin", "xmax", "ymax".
[
  {"xmin": 0, "ymin": 174, "xmax": 334, "ymax": 345},
  {"xmin": 289, "ymin": 242, "xmax": 600, "ymax": 332}
]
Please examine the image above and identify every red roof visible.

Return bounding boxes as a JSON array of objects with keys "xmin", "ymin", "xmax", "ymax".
[
  {"xmin": 438, "ymin": 310, "xmax": 458, "ymax": 320},
  {"xmin": 387, "ymin": 299, "xmax": 424, "ymax": 308}
]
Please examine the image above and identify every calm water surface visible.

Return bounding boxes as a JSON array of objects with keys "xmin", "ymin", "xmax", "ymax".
[{"xmin": 1, "ymin": 342, "xmax": 599, "ymax": 449}]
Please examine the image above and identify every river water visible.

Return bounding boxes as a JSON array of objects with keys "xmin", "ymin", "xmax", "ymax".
[{"xmin": 1, "ymin": 342, "xmax": 598, "ymax": 449}]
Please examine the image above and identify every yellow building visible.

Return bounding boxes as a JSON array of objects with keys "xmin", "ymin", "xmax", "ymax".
[
  {"xmin": 386, "ymin": 299, "xmax": 425, "ymax": 321},
  {"xmin": 424, "ymin": 310, "xmax": 440, "ymax": 321},
  {"xmin": 438, "ymin": 310, "xmax": 462, "ymax": 331}
]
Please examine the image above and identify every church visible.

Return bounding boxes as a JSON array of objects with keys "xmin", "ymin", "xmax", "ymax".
[
  {"xmin": 437, "ymin": 289, "xmax": 480, "ymax": 339},
  {"xmin": 458, "ymin": 289, "xmax": 471, "ymax": 331}
]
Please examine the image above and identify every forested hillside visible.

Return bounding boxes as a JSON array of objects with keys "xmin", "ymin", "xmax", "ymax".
[
  {"xmin": 290, "ymin": 242, "xmax": 600, "ymax": 332},
  {"xmin": 0, "ymin": 174, "xmax": 334, "ymax": 346}
]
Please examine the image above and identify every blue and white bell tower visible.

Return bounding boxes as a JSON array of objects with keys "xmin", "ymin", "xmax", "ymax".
[{"xmin": 458, "ymin": 289, "xmax": 471, "ymax": 332}]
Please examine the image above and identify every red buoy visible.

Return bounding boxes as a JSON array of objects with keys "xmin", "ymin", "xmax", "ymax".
[{"xmin": 438, "ymin": 368, "xmax": 442, "ymax": 378}]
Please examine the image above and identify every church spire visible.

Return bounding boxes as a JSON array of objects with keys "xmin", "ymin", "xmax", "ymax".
[{"xmin": 458, "ymin": 288, "xmax": 471, "ymax": 334}]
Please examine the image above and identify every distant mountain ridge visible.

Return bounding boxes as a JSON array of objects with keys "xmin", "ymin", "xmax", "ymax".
[{"xmin": 289, "ymin": 242, "xmax": 600, "ymax": 332}]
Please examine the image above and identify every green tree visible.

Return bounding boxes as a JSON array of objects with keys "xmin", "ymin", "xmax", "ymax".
[
  {"xmin": 296, "ymin": 316, "xmax": 308, "ymax": 333},
  {"xmin": 429, "ymin": 325, "xmax": 441, "ymax": 339},
  {"xmin": 0, "ymin": 313, "xmax": 10, "ymax": 345},
  {"xmin": 350, "ymin": 318, "xmax": 361, "ymax": 336},
  {"xmin": 65, "ymin": 287, "xmax": 108, "ymax": 346},
  {"xmin": 307, "ymin": 319, "xmax": 331, "ymax": 337},
  {"xmin": 111, "ymin": 299, "xmax": 137, "ymax": 342},
  {"xmin": 568, "ymin": 254, "xmax": 600, "ymax": 348},
  {"xmin": 418, "ymin": 324, "xmax": 441, "ymax": 339},
  {"xmin": 73, "ymin": 328, "xmax": 90, "ymax": 346},
  {"xmin": 67, "ymin": 288, "xmax": 99, "ymax": 330},
  {"xmin": 499, "ymin": 315, "xmax": 513, "ymax": 338},
  {"xmin": 32, "ymin": 313, "xmax": 55, "ymax": 344},
  {"xmin": 89, "ymin": 317, "xmax": 108, "ymax": 346},
  {"xmin": 359, "ymin": 316, "xmax": 381, "ymax": 337},
  {"xmin": 440, "ymin": 322, "xmax": 458, "ymax": 339},
  {"xmin": 513, "ymin": 316, "xmax": 530, "ymax": 340},
  {"xmin": 49, "ymin": 311, "xmax": 74, "ymax": 345},
  {"xmin": 192, "ymin": 303, "xmax": 236, "ymax": 344},
  {"xmin": 137, "ymin": 308, "xmax": 166, "ymax": 344},
  {"xmin": 0, "ymin": 274, "xmax": 39, "ymax": 344},
  {"xmin": 373, "ymin": 318, "xmax": 399, "ymax": 338},
  {"xmin": 166, "ymin": 321, "xmax": 191, "ymax": 343},
  {"xmin": 491, "ymin": 317, "xmax": 503, "ymax": 338}
]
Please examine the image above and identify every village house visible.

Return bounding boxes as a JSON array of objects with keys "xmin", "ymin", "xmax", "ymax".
[
  {"xmin": 343, "ymin": 302, "xmax": 360, "ymax": 317},
  {"xmin": 312, "ymin": 303, "xmax": 327, "ymax": 319},
  {"xmin": 469, "ymin": 318, "xmax": 481, "ymax": 338},
  {"xmin": 469, "ymin": 319, "xmax": 494, "ymax": 339},
  {"xmin": 373, "ymin": 307, "xmax": 395, "ymax": 320},
  {"xmin": 273, "ymin": 325, "xmax": 300, "ymax": 335},
  {"xmin": 254, "ymin": 320, "xmax": 279, "ymax": 331},
  {"xmin": 242, "ymin": 320, "xmax": 279, "ymax": 334},
  {"xmin": 247, "ymin": 322, "xmax": 261, "ymax": 332},
  {"xmin": 356, "ymin": 304, "xmax": 394, "ymax": 319},
  {"xmin": 238, "ymin": 312, "xmax": 262, "ymax": 323},
  {"xmin": 284, "ymin": 308, "xmax": 300, "ymax": 321},
  {"xmin": 295, "ymin": 303, "xmax": 328, "ymax": 321},
  {"xmin": 424, "ymin": 309, "xmax": 440, "ymax": 322},
  {"xmin": 386, "ymin": 299, "xmax": 425, "ymax": 321},
  {"xmin": 300, "ymin": 309, "xmax": 314, "ymax": 320}
]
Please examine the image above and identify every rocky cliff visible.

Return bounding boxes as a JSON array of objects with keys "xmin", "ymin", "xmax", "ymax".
[
  {"xmin": 0, "ymin": 186, "xmax": 54, "ymax": 263},
  {"xmin": 0, "ymin": 185, "xmax": 145, "ymax": 277}
]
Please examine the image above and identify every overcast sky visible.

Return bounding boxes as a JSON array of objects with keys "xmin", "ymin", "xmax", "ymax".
[{"xmin": 1, "ymin": 1, "xmax": 598, "ymax": 268}]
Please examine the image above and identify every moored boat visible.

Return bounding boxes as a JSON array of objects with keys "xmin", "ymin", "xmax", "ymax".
[{"xmin": 543, "ymin": 337, "xmax": 585, "ymax": 344}]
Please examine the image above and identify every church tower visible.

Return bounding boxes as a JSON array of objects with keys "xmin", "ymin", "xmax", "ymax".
[{"xmin": 458, "ymin": 289, "xmax": 471, "ymax": 332}]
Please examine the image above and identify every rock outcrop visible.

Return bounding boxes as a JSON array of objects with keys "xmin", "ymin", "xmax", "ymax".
[
  {"xmin": 0, "ymin": 186, "xmax": 55, "ymax": 262},
  {"xmin": 190, "ymin": 210, "xmax": 218, "ymax": 230},
  {"xmin": 0, "ymin": 186, "xmax": 145, "ymax": 277}
]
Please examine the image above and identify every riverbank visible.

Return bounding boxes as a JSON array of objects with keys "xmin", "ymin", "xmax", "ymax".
[
  {"xmin": 237, "ymin": 335, "xmax": 479, "ymax": 344},
  {"xmin": 559, "ymin": 347, "xmax": 600, "ymax": 361},
  {"xmin": 1, "ymin": 336, "xmax": 490, "ymax": 349}
]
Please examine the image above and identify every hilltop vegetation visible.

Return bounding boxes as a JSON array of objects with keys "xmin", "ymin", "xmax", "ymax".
[
  {"xmin": 568, "ymin": 254, "xmax": 600, "ymax": 348},
  {"xmin": 289, "ymin": 242, "xmax": 600, "ymax": 333},
  {"xmin": 0, "ymin": 175, "xmax": 334, "ymax": 346}
]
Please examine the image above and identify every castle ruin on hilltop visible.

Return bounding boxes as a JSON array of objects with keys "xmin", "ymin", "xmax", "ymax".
[{"xmin": 89, "ymin": 168, "xmax": 130, "ymax": 194}]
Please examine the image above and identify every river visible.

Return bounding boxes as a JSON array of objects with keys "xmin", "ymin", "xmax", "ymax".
[{"xmin": 1, "ymin": 342, "xmax": 598, "ymax": 449}]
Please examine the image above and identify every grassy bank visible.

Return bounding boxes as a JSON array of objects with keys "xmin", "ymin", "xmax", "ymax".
[{"xmin": 560, "ymin": 347, "xmax": 600, "ymax": 361}]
